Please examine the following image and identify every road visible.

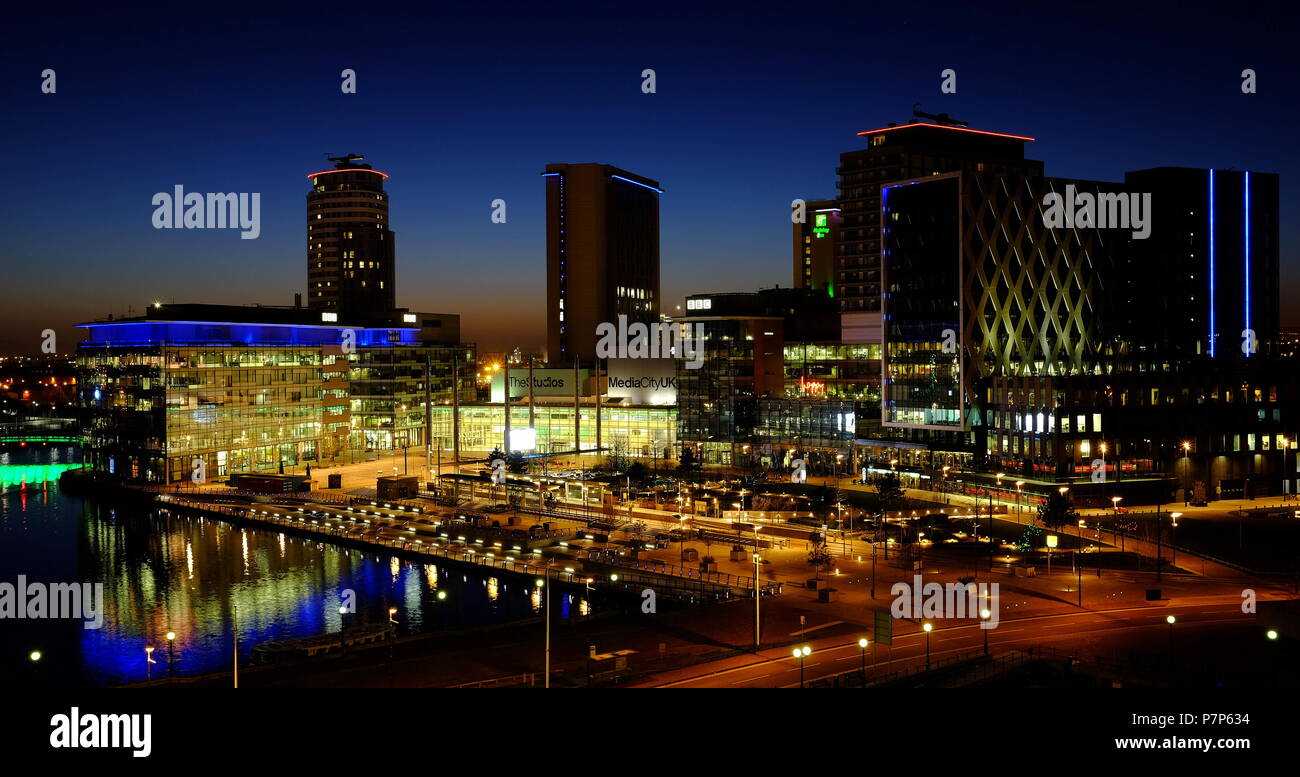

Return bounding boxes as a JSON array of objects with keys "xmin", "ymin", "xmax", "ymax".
[{"xmin": 636, "ymin": 599, "xmax": 1268, "ymax": 687}]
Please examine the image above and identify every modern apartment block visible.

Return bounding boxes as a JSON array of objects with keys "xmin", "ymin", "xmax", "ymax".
[
  {"xmin": 836, "ymin": 120, "xmax": 1042, "ymax": 324},
  {"xmin": 544, "ymin": 163, "xmax": 662, "ymax": 365},
  {"xmin": 872, "ymin": 162, "xmax": 1293, "ymax": 503},
  {"xmin": 307, "ymin": 155, "xmax": 396, "ymax": 316}
]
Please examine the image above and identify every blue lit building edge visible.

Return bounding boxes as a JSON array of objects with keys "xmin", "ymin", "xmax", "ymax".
[{"xmin": 76, "ymin": 321, "xmax": 420, "ymax": 347}]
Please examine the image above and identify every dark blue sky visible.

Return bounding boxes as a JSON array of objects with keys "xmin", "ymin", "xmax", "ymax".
[{"xmin": 2, "ymin": 1, "xmax": 1295, "ymax": 354}]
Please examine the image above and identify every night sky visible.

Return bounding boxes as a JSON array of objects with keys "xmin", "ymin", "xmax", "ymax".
[{"xmin": 2, "ymin": 1, "xmax": 1295, "ymax": 355}]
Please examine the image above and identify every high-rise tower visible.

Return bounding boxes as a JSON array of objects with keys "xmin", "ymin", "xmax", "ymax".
[
  {"xmin": 307, "ymin": 154, "xmax": 396, "ymax": 315},
  {"xmin": 543, "ymin": 162, "xmax": 661, "ymax": 364}
]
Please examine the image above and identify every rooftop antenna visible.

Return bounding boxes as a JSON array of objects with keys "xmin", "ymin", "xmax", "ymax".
[
  {"xmin": 327, "ymin": 153, "xmax": 366, "ymax": 167},
  {"xmin": 912, "ymin": 104, "xmax": 969, "ymax": 128}
]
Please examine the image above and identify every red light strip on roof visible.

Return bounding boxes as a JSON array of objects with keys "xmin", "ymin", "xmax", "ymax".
[
  {"xmin": 307, "ymin": 169, "xmax": 390, "ymax": 179},
  {"xmin": 856, "ymin": 123, "xmax": 1034, "ymax": 141}
]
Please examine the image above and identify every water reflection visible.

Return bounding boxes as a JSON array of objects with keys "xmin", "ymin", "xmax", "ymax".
[{"xmin": 2, "ymin": 447, "xmax": 595, "ymax": 687}]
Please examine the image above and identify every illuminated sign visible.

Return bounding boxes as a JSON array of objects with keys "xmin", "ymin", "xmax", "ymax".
[
  {"xmin": 606, "ymin": 359, "xmax": 678, "ymax": 405},
  {"xmin": 798, "ymin": 376, "xmax": 826, "ymax": 396},
  {"xmin": 813, "ymin": 213, "xmax": 830, "ymax": 238},
  {"xmin": 686, "ymin": 298, "xmax": 712, "ymax": 310},
  {"xmin": 490, "ymin": 369, "xmax": 588, "ymax": 402},
  {"xmin": 509, "ymin": 428, "xmax": 537, "ymax": 452}
]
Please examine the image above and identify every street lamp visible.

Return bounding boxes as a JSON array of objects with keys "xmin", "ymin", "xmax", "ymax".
[
  {"xmin": 165, "ymin": 631, "xmax": 176, "ymax": 676},
  {"xmin": 1166, "ymin": 614, "xmax": 1177, "ymax": 671},
  {"xmin": 387, "ymin": 606, "xmax": 399, "ymax": 688},
  {"xmin": 1266, "ymin": 629, "xmax": 1279, "ymax": 641},
  {"xmin": 144, "ymin": 645, "xmax": 156, "ymax": 680},
  {"xmin": 536, "ymin": 573, "xmax": 551, "ymax": 689},
  {"xmin": 1015, "ymin": 480, "xmax": 1025, "ymax": 524},
  {"xmin": 1181, "ymin": 441, "xmax": 1192, "ymax": 505},
  {"xmin": 980, "ymin": 609, "xmax": 991, "ymax": 654},
  {"xmin": 1170, "ymin": 512, "xmax": 1182, "ymax": 567},
  {"xmin": 922, "ymin": 622, "xmax": 933, "ymax": 670},
  {"xmin": 858, "ymin": 637, "xmax": 870, "ymax": 678},
  {"xmin": 29, "ymin": 650, "xmax": 41, "ymax": 663},
  {"xmin": 1076, "ymin": 518, "xmax": 1086, "ymax": 606},
  {"xmin": 793, "ymin": 645, "xmax": 812, "ymax": 687}
]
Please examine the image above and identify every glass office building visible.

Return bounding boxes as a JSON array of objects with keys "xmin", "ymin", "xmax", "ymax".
[{"xmin": 76, "ymin": 305, "xmax": 472, "ymax": 483}]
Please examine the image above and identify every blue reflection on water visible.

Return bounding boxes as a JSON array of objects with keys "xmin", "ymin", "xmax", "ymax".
[{"xmin": 2, "ymin": 446, "xmax": 587, "ymax": 687}]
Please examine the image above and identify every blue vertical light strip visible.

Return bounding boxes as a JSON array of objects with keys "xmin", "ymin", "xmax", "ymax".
[
  {"xmin": 1208, "ymin": 169, "xmax": 1215, "ymax": 357},
  {"xmin": 1244, "ymin": 170, "xmax": 1251, "ymax": 356}
]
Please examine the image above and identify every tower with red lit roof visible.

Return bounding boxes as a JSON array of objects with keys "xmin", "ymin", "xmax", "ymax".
[
  {"xmin": 836, "ymin": 121, "xmax": 1043, "ymax": 321},
  {"xmin": 306, "ymin": 155, "xmax": 396, "ymax": 315}
]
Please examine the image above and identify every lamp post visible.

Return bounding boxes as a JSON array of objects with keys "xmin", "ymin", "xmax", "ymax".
[
  {"xmin": 1076, "ymin": 518, "xmax": 1085, "ymax": 607},
  {"xmin": 794, "ymin": 645, "xmax": 811, "ymax": 687},
  {"xmin": 1015, "ymin": 480, "xmax": 1025, "ymax": 524},
  {"xmin": 233, "ymin": 603, "xmax": 239, "ymax": 689},
  {"xmin": 1181, "ymin": 441, "xmax": 1192, "ymax": 505},
  {"xmin": 941, "ymin": 465, "xmax": 951, "ymax": 505},
  {"xmin": 677, "ymin": 513, "xmax": 687, "ymax": 560},
  {"xmin": 922, "ymin": 622, "xmax": 933, "ymax": 670},
  {"xmin": 387, "ymin": 606, "xmax": 398, "ymax": 688},
  {"xmin": 165, "ymin": 631, "xmax": 176, "ymax": 676},
  {"xmin": 1156, "ymin": 508, "xmax": 1164, "ymax": 582},
  {"xmin": 1111, "ymin": 495, "xmax": 1122, "ymax": 556},
  {"xmin": 980, "ymin": 608, "xmax": 991, "ymax": 655},
  {"xmin": 537, "ymin": 568, "xmax": 551, "ymax": 689},
  {"xmin": 858, "ymin": 637, "xmax": 869, "ymax": 679},
  {"xmin": 1166, "ymin": 614, "xmax": 1176, "ymax": 672},
  {"xmin": 753, "ymin": 545, "xmax": 762, "ymax": 651},
  {"xmin": 1100, "ymin": 441, "xmax": 1108, "ymax": 481},
  {"xmin": 1170, "ymin": 513, "xmax": 1182, "ymax": 568},
  {"xmin": 145, "ymin": 645, "xmax": 156, "ymax": 681},
  {"xmin": 992, "ymin": 473, "xmax": 1004, "ymax": 556}
]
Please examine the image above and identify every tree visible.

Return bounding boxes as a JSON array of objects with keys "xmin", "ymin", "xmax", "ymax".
[
  {"xmin": 677, "ymin": 446, "xmax": 700, "ymax": 473},
  {"xmin": 807, "ymin": 541, "xmax": 834, "ymax": 580},
  {"xmin": 625, "ymin": 461, "xmax": 649, "ymax": 484},
  {"xmin": 874, "ymin": 472, "xmax": 904, "ymax": 512},
  {"xmin": 487, "ymin": 447, "xmax": 527, "ymax": 475},
  {"xmin": 1016, "ymin": 524, "xmax": 1043, "ymax": 553},
  {"xmin": 1037, "ymin": 490, "xmax": 1079, "ymax": 530}
]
